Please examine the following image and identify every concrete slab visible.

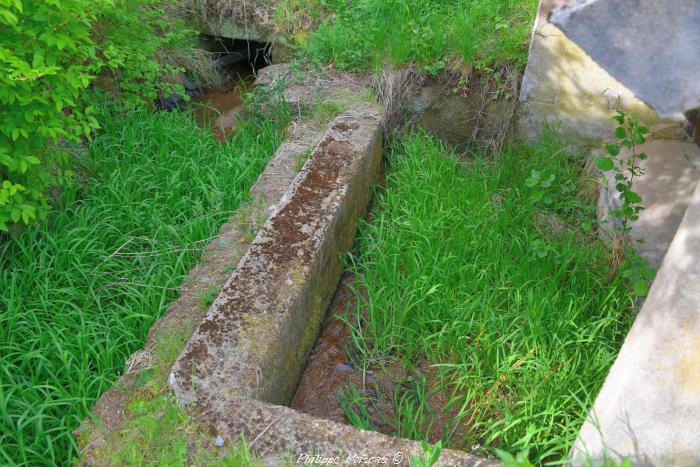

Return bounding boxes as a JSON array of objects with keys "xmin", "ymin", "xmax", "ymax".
[
  {"xmin": 550, "ymin": 0, "xmax": 700, "ymax": 118},
  {"xmin": 573, "ymin": 178, "xmax": 700, "ymax": 465},
  {"xmin": 169, "ymin": 103, "xmax": 384, "ymax": 409},
  {"xmin": 598, "ymin": 139, "xmax": 700, "ymax": 270},
  {"xmin": 516, "ymin": 0, "xmax": 682, "ymax": 143}
]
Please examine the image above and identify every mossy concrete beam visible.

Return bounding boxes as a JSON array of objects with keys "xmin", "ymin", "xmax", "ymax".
[
  {"xmin": 211, "ymin": 396, "xmax": 495, "ymax": 466},
  {"xmin": 169, "ymin": 103, "xmax": 384, "ymax": 410}
]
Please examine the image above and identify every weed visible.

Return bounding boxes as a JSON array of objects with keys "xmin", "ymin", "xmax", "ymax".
[
  {"xmin": 595, "ymin": 111, "xmax": 656, "ymax": 296},
  {"xmin": 294, "ymin": 148, "xmax": 313, "ymax": 172},
  {"xmin": 238, "ymin": 197, "xmax": 267, "ymax": 242},
  {"xmin": 307, "ymin": 99, "xmax": 349, "ymax": 124},
  {"xmin": 195, "ymin": 286, "xmax": 221, "ymax": 309},
  {"xmin": 411, "ymin": 441, "xmax": 443, "ymax": 467},
  {"xmin": 337, "ymin": 384, "xmax": 374, "ymax": 431}
]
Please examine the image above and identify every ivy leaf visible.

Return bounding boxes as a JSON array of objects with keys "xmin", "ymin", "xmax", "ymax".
[{"xmin": 595, "ymin": 156, "xmax": 614, "ymax": 171}]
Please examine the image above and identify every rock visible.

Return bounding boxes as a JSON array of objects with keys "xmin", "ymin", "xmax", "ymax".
[
  {"xmin": 598, "ymin": 139, "xmax": 700, "ymax": 270},
  {"xmin": 516, "ymin": 0, "xmax": 682, "ymax": 143},
  {"xmin": 550, "ymin": 0, "xmax": 700, "ymax": 118},
  {"xmin": 573, "ymin": 176, "xmax": 700, "ymax": 465}
]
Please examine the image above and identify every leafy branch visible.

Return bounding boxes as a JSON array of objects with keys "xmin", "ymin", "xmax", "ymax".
[{"xmin": 595, "ymin": 111, "xmax": 655, "ymax": 296}]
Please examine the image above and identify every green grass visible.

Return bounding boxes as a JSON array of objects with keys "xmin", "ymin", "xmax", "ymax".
[
  {"xmin": 341, "ymin": 130, "xmax": 635, "ymax": 463},
  {"xmin": 297, "ymin": 0, "xmax": 538, "ymax": 74},
  {"xmin": 0, "ymin": 107, "xmax": 287, "ymax": 465}
]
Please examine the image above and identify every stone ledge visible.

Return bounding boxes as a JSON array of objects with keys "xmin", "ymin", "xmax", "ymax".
[{"xmin": 169, "ymin": 103, "xmax": 385, "ymax": 409}]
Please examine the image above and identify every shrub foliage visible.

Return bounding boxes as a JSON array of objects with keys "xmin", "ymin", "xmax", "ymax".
[{"xmin": 0, "ymin": 0, "xmax": 192, "ymax": 231}]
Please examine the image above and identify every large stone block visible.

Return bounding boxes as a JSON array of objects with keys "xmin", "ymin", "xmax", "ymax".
[
  {"xmin": 517, "ymin": 0, "xmax": 681, "ymax": 142},
  {"xmin": 573, "ymin": 178, "xmax": 700, "ymax": 465},
  {"xmin": 169, "ymin": 104, "xmax": 384, "ymax": 410},
  {"xmin": 550, "ymin": 0, "xmax": 700, "ymax": 118}
]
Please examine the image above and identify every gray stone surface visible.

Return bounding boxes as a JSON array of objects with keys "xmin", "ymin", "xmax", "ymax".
[
  {"xmin": 210, "ymin": 396, "xmax": 495, "ymax": 466},
  {"xmin": 573, "ymin": 177, "xmax": 700, "ymax": 465},
  {"xmin": 550, "ymin": 0, "xmax": 700, "ymax": 118},
  {"xmin": 169, "ymin": 103, "xmax": 384, "ymax": 409},
  {"xmin": 517, "ymin": 0, "xmax": 681, "ymax": 143},
  {"xmin": 598, "ymin": 138, "xmax": 700, "ymax": 270}
]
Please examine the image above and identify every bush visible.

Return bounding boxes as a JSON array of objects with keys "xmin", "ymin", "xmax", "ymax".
[{"xmin": 0, "ymin": 0, "xmax": 194, "ymax": 232}]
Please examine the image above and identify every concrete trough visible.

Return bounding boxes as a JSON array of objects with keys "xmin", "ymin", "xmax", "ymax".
[{"xmin": 208, "ymin": 396, "xmax": 494, "ymax": 466}]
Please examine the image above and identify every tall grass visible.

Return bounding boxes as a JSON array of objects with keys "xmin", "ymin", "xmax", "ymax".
[
  {"xmin": 0, "ymin": 108, "xmax": 286, "ymax": 465},
  {"xmin": 343, "ymin": 130, "xmax": 634, "ymax": 463},
  {"xmin": 299, "ymin": 0, "xmax": 538, "ymax": 74}
]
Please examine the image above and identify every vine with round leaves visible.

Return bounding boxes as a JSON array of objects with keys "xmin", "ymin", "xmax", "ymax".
[{"xmin": 595, "ymin": 111, "xmax": 656, "ymax": 296}]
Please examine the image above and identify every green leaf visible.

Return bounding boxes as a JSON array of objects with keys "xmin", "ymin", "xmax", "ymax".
[
  {"xmin": 612, "ymin": 113, "xmax": 625, "ymax": 124},
  {"xmin": 595, "ymin": 156, "xmax": 614, "ymax": 171},
  {"xmin": 633, "ymin": 279, "xmax": 650, "ymax": 297},
  {"xmin": 615, "ymin": 127, "xmax": 626, "ymax": 139},
  {"xmin": 605, "ymin": 143, "xmax": 621, "ymax": 156}
]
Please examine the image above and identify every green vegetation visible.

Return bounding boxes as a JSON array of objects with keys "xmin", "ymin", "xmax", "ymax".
[
  {"xmin": 340, "ymin": 130, "xmax": 635, "ymax": 463},
  {"xmin": 88, "ymin": 393, "xmax": 263, "ymax": 466},
  {"xmin": 0, "ymin": 107, "xmax": 287, "ymax": 465},
  {"xmin": 296, "ymin": 0, "xmax": 538, "ymax": 74},
  {"xmin": 595, "ymin": 111, "xmax": 656, "ymax": 296},
  {"xmin": 0, "ymin": 0, "xmax": 205, "ymax": 232}
]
